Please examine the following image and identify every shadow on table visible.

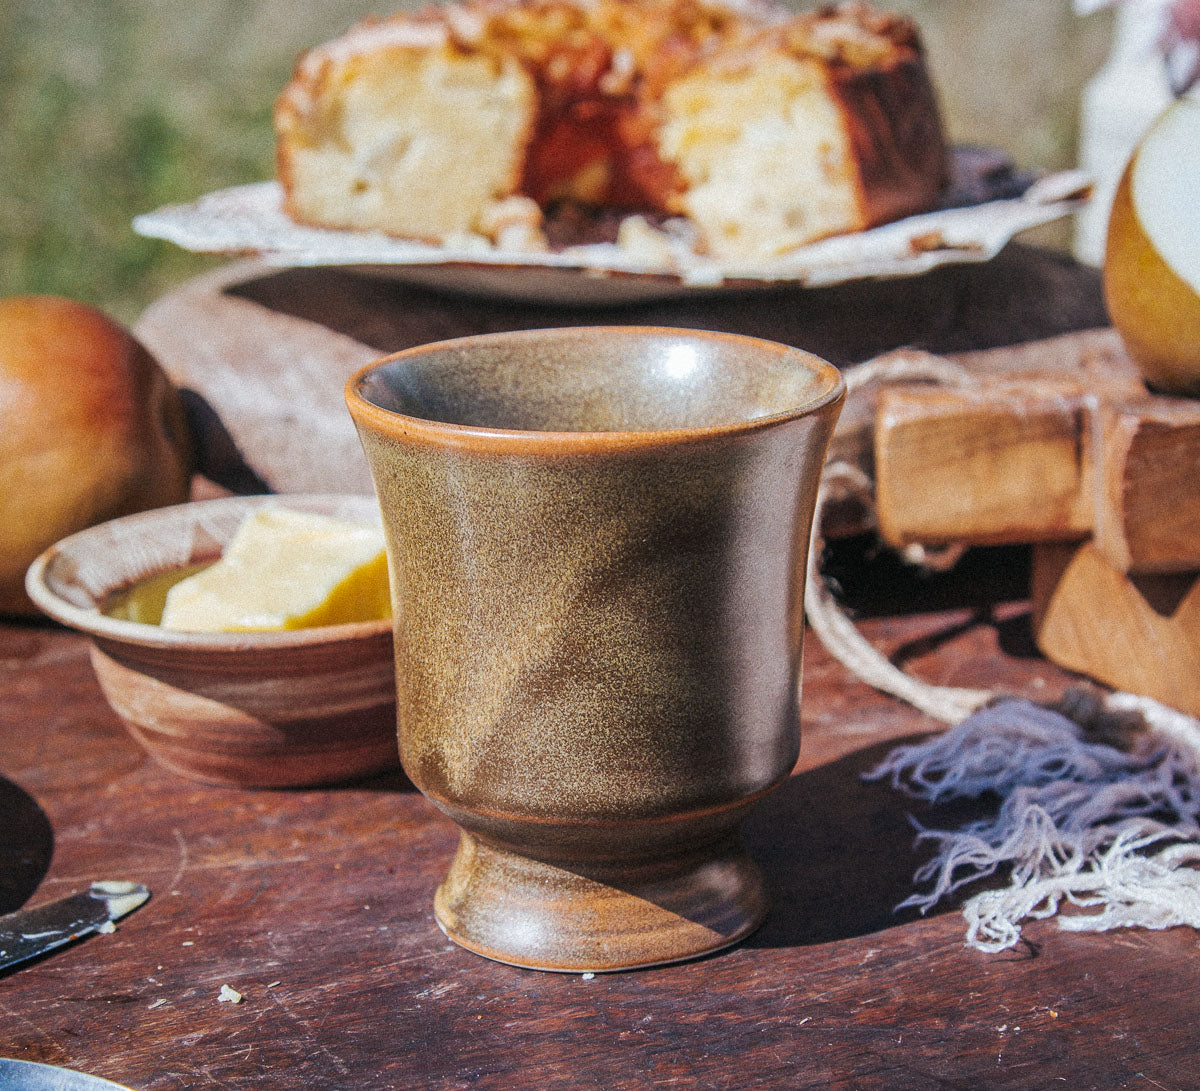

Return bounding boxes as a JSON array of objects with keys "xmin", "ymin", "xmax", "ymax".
[
  {"xmin": 346, "ymin": 765, "xmax": 418, "ymax": 793},
  {"xmin": 0, "ymin": 777, "xmax": 54, "ymax": 915},
  {"xmin": 742, "ymin": 738, "xmax": 994, "ymax": 949},
  {"xmin": 820, "ymin": 535, "xmax": 1033, "ymax": 621}
]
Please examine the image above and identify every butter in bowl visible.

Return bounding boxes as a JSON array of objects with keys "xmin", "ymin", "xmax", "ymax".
[{"xmin": 25, "ymin": 494, "xmax": 399, "ymax": 788}]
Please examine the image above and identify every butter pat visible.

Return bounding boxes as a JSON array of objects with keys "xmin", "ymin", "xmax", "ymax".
[{"xmin": 160, "ymin": 507, "xmax": 391, "ymax": 632}]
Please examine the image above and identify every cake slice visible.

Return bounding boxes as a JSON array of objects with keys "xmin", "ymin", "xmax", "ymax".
[
  {"xmin": 275, "ymin": 14, "xmax": 538, "ymax": 243},
  {"xmin": 657, "ymin": 8, "xmax": 948, "ymax": 259}
]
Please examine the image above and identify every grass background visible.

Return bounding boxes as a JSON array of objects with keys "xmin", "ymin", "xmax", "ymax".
[{"xmin": 0, "ymin": 0, "xmax": 1113, "ymax": 324}]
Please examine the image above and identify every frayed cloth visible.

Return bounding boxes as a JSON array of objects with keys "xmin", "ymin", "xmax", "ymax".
[{"xmin": 865, "ymin": 698, "xmax": 1200, "ymax": 952}]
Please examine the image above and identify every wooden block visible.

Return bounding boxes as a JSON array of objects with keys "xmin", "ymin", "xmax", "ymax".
[
  {"xmin": 873, "ymin": 381, "xmax": 1094, "ymax": 547},
  {"xmin": 1032, "ymin": 540, "xmax": 1200, "ymax": 718},
  {"xmin": 1091, "ymin": 397, "xmax": 1200, "ymax": 574},
  {"xmin": 833, "ymin": 331, "xmax": 1139, "ymax": 499}
]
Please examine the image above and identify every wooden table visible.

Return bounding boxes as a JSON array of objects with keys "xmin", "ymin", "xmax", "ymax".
[{"xmin": 2, "ymin": 249, "xmax": 1196, "ymax": 1089}]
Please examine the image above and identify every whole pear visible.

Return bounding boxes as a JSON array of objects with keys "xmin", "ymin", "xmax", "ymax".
[
  {"xmin": 1104, "ymin": 97, "xmax": 1200, "ymax": 395},
  {"xmin": 1, "ymin": 296, "xmax": 193, "ymax": 614}
]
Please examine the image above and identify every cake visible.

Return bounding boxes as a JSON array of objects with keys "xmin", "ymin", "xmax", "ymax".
[{"xmin": 274, "ymin": 0, "xmax": 948, "ymax": 262}]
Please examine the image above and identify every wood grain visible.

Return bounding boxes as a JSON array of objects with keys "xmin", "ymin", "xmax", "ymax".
[
  {"xmin": 1032, "ymin": 540, "xmax": 1200, "ymax": 717},
  {"xmin": 874, "ymin": 381, "xmax": 1095, "ymax": 547},
  {"xmin": 1092, "ymin": 396, "xmax": 1200, "ymax": 574},
  {"xmin": 4, "ymin": 538, "xmax": 1199, "ymax": 1089}
]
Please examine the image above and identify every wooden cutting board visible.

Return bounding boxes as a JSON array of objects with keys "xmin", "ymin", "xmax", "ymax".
[{"xmin": 134, "ymin": 243, "xmax": 1110, "ymax": 533}]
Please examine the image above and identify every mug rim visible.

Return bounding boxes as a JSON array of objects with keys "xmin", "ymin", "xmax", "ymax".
[{"xmin": 344, "ymin": 326, "xmax": 845, "ymax": 453}]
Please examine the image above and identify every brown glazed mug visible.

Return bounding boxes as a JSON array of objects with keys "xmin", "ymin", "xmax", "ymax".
[{"xmin": 346, "ymin": 327, "xmax": 843, "ymax": 972}]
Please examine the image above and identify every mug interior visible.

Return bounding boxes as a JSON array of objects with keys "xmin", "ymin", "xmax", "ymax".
[{"xmin": 353, "ymin": 328, "xmax": 841, "ymax": 434}]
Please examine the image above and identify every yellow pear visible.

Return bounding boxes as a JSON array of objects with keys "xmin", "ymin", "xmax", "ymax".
[
  {"xmin": 1104, "ymin": 96, "xmax": 1200, "ymax": 395},
  {"xmin": 0, "ymin": 297, "xmax": 193, "ymax": 614}
]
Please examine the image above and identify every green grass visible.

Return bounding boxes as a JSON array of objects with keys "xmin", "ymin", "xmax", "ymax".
[
  {"xmin": 0, "ymin": 0, "xmax": 1111, "ymax": 326},
  {"xmin": 0, "ymin": 0, "xmax": 395, "ymax": 323}
]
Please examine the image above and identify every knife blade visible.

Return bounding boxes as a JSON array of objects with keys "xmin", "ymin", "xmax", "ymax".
[
  {"xmin": 0, "ymin": 1058, "xmax": 135, "ymax": 1089},
  {"xmin": 0, "ymin": 882, "xmax": 149, "ymax": 973}
]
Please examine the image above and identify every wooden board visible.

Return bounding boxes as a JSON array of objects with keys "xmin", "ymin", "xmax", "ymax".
[
  {"xmin": 5, "ymin": 248, "xmax": 1196, "ymax": 1087},
  {"xmin": 3, "ymin": 545, "xmax": 1199, "ymax": 1090},
  {"xmin": 133, "ymin": 245, "xmax": 1110, "ymax": 536},
  {"xmin": 1092, "ymin": 397, "xmax": 1200, "ymax": 574},
  {"xmin": 137, "ymin": 249, "xmax": 1200, "ymax": 705},
  {"xmin": 1033, "ymin": 540, "xmax": 1200, "ymax": 717},
  {"xmin": 874, "ymin": 369, "xmax": 1200, "ymax": 575}
]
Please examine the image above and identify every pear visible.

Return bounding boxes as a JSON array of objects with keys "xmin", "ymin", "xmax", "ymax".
[
  {"xmin": 0, "ymin": 297, "xmax": 193, "ymax": 614},
  {"xmin": 1104, "ymin": 96, "xmax": 1200, "ymax": 395}
]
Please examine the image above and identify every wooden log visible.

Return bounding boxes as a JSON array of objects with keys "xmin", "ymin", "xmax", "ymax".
[
  {"xmin": 866, "ymin": 332, "xmax": 1142, "ymax": 550},
  {"xmin": 873, "ymin": 380, "xmax": 1097, "ymax": 548},
  {"xmin": 1031, "ymin": 540, "xmax": 1200, "ymax": 718},
  {"xmin": 871, "ymin": 364, "xmax": 1200, "ymax": 572},
  {"xmin": 1091, "ymin": 397, "xmax": 1200, "ymax": 574},
  {"xmin": 834, "ymin": 328, "xmax": 1138, "ymax": 486}
]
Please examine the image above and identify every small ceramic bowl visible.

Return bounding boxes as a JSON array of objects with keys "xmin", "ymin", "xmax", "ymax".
[{"xmin": 25, "ymin": 494, "xmax": 398, "ymax": 788}]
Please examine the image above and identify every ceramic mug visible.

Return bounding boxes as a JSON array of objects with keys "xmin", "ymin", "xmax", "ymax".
[{"xmin": 346, "ymin": 327, "xmax": 844, "ymax": 971}]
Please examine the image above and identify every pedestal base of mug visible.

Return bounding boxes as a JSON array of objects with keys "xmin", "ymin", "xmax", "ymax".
[{"xmin": 433, "ymin": 829, "xmax": 768, "ymax": 972}]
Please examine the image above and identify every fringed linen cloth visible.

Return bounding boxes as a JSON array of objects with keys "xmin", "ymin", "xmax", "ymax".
[{"xmin": 807, "ymin": 354, "xmax": 1200, "ymax": 952}]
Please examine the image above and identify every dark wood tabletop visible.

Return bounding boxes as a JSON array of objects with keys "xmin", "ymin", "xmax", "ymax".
[{"xmin": 2, "ymin": 249, "xmax": 1196, "ymax": 1090}]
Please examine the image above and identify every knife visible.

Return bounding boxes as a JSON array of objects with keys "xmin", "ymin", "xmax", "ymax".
[
  {"xmin": 0, "ymin": 1058, "xmax": 135, "ymax": 1089},
  {"xmin": 0, "ymin": 882, "xmax": 149, "ymax": 973}
]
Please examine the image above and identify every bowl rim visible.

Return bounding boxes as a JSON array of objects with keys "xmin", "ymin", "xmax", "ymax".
[
  {"xmin": 345, "ymin": 325, "xmax": 846, "ymax": 454},
  {"xmin": 25, "ymin": 493, "xmax": 394, "ymax": 651}
]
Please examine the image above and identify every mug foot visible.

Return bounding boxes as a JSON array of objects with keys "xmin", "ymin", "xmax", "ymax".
[{"xmin": 433, "ymin": 830, "xmax": 768, "ymax": 972}]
